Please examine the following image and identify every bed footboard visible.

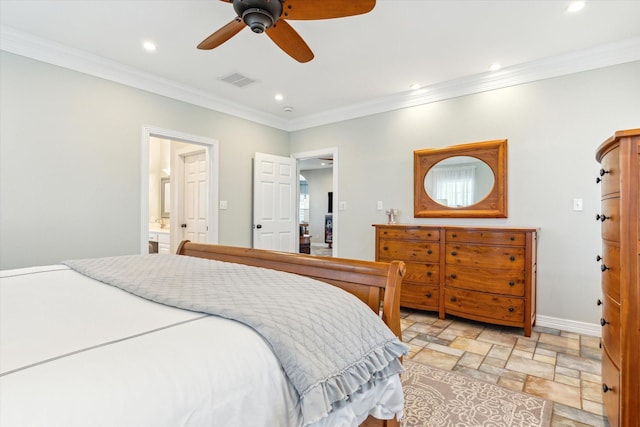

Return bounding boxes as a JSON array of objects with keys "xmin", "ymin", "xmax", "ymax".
[
  {"xmin": 176, "ymin": 241, "xmax": 405, "ymax": 339},
  {"xmin": 177, "ymin": 241, "xmax": 405, "ymax": 427}
]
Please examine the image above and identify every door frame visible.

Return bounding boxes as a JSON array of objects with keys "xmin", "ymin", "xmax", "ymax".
[
  {"xmin": 140, "ymin": 125, "xmax": 219, "ymax": 254},
  {"xmin": 291, "ymin": 147, "xmax": 338, "ymax": 257}
]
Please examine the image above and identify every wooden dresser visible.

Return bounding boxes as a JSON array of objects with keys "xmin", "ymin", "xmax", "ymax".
[
  {"xmin": 595, "ymin": 128, "xmax": 640, "ymax": 427},
  {"xmin": 374, "ymin": 225, "xmax": 537, "ymax": 336}
]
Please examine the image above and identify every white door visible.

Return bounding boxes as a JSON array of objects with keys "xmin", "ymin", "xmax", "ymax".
[
  {"xmin": 253, "ymin": 153, "xmax": 296, "ymax": 251},
  {"xmin": 182, "ymin": 151, "xmax": 208, "ymax": 243}
]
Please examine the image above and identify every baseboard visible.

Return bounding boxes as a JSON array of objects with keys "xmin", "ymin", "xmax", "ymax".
[{"xmin": 535, "ymin": 315, "xmax": 601, "ymax": 337}]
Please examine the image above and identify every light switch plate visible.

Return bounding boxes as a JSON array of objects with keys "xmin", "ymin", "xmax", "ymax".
[{"xmin": 572, "ymin": 198, "xmax": 583, "ymax": 211}]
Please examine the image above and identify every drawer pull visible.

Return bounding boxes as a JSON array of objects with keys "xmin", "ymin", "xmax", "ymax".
[
  {"xmin": 510, "ymin": 236, "xmax": 515, "ymax": 241},
  {"xmin": 509, "ymin": 256, "xmax": 516, "ymax": 261},
  {"xmin": 427, "ymin": 271, "xmax": 432, "ymax": 276},
  {"xmin": 427, "ymin": 249, "xmax": 432, "ymax": 255},
  {"xmin": 425, "ymin": 292, "xmax": 432, "ymax": 298},
  {"xmin": 508, "ymin": 306, "xmax": 515, "ymax": 312},
  {"xmin": 602, "ymin": 384, "xmax": 612, "ymax": 393},
  {"xmin": 599, "ymin": 341, "xmax": 602, "ymax": 349},
  {"xmin": 600, "ymin": 318, "xmax": 609, "ymax": 326},
  {"xmin": 596, "ymin": 214, "xmax": 610, "ymax": 222},
  {"xmin": 450, "ymin": 296, "xmax": 457, "ymax": 302},
  {"xmin": 599, "ymin": 168, "xmax": 610, "ymax": 177},
  {"xmin": 450, "ymin": 274, "xmax": 457, "ymax": 279},
  {"xmin": 509, "ymin": 281, "xmax": 515, "ymax": 287},
  {"xmin": 451, "ymin": 251, "xmax": 457, "ymax": 256},
  {"xmin": 383, "ymin": 246, "xmax": 388, "ymax": 251},
  {"xmin": 597, "ymin": 299, "xmax": 603, "ymax": 306},
  {"xmin": 451, "ymin": 233, "xmax": 457, "ymax": 238},
  {"xmin": 601, "ymin": 264, "xmax": 609, "ymax": 272},
  {"xmin": 596, "ymin": 255, "xmax": 602, "ymax": 262}
]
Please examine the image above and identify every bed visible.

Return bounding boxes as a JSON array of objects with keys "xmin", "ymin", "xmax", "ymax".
[{"xmin": 1, "ymin": 241, "xmax": 407, "ymax": 427}]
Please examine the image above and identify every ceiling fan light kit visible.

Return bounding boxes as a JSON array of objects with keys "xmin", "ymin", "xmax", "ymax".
[{"xmin": 198, "ymin": 0, "xmax": 376, "ymax": 62}]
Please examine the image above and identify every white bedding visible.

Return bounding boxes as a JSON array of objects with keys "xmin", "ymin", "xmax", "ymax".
[{"xmin": 0, "ymin": 265, "xmax": 403, "ymax": 427}]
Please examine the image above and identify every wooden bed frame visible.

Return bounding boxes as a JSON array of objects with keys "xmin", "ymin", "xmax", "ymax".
[{"xmin": 176, "ymin": 241, "xmax": 405, "ymax": 427}]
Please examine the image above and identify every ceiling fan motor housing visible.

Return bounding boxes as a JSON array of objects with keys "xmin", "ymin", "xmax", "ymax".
[{"xmin": 234, "ymin": 0, "xmax": 283, "ymax": 33}]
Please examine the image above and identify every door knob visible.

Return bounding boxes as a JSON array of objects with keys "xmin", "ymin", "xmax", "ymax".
[
  {"xmin": 181, "ymin": 223, "xmax": 187, "ymax": 228},
  {"xmin": 256, "ymin": 224, "xmax": 262, "ymax": 229}
]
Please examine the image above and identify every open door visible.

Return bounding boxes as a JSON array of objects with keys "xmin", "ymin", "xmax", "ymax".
[{"xmin": 253, "ymin": 152, "xmax": 297, "ymax": 251}]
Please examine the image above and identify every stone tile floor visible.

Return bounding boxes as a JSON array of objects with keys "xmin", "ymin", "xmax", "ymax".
[{"xmin": 400, "ymin": 308, "xmax": 610, "ymax": 426}]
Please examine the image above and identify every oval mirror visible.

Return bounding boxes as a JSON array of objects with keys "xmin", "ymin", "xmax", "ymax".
[
  {"xmin": 414, "ymin": 139, "xmax": 508, "ymax": 218},
  {"xmin": 423, "ymin": 156, "xmax": 495, "ymax": 208}
]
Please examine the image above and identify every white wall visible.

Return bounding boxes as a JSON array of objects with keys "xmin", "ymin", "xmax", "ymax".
[
  {"xmin": 0, "ymin": 51, "xmax": 289, "ymax": 269},
  {"xmin": 289, "ymin": 61, "xmax": 640, "ymax": 326}
]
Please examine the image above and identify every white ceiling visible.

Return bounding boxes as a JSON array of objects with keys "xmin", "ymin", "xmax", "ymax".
[{"xmin": 1, "ymin": 0, "xmax": 639, "ymax": 131}]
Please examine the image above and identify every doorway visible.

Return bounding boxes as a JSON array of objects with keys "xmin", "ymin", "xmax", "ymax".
[
  {"xmin": 140, "ymin": 126, "xmax": 219, "ymax": 254},
  {"xmin": 293, "ymin": 148, "xmax": 337, "ymax": 257}
]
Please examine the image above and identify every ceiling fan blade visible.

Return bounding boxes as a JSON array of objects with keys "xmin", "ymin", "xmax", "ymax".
[
  {"xmin": 197, "ymin": 18, "xmax": 245, "ymax": 50},
  {"xmin": 266, "ymin": 20, "xmax": 314, "ymax": 63},
  {"xmin": 282, "ymin": 0, "xmax": 376, "ymax": 20}
]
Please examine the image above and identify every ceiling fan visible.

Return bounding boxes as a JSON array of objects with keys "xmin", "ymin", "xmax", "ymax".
[{"xmin": 197, "ymin": 0, "xmax": 376, "ymax": 63}]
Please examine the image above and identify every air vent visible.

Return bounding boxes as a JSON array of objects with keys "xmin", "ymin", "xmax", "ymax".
[{"xmin": 219, "ymin": 72, "xmax": 256, "ymax": 88}]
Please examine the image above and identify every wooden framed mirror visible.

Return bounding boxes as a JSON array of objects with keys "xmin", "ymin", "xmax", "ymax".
[{"xmin": 414, "ymin": 139, "xmax": 508, "ymax": 218}]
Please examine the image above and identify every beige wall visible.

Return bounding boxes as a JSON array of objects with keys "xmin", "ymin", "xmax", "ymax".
[
  {"xmin": 289, "ymin": 61, "xmax": 640, "ymax": 325},
  {"xmin": 0, "ymin": 51, "xmax": 289, "ymax": 269},
  {"xmin": 2, "ymin": 48, "xmax": 639, "ymax": 327}
]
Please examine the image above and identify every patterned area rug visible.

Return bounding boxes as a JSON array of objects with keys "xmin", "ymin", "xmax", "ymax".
[{"xmin": 401, "ymin": 360, "xmax": 553, "ymax": 427}]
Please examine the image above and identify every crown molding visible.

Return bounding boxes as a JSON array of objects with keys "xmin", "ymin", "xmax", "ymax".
[
  {"xmin": 0, "ymin": 26, "xmax": 289, "ymax": 130},
  {"xmin": 2, "ymin": 25, "xmax": 639, "ymax": 132},
  {"xmin": 287, "ymin": 36, "xmax": 640, "ymax": 131}
]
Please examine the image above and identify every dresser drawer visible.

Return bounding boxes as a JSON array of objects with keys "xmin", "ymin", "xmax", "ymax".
[
  {"xmin": 601, "ymin": 241, "xmax": 620, "ymax": 302},
  {"xmin": 401, "ymin": 282, "xmax": 439, "ymax": 311},
  {"xmin": 404, "ymin": 262, "xmax": 439, "ymax": 285},
  {"xmin": 446, "ymin": 230, "xmax": 526, "ymax": 246},
  {"xmin": 445, "ymin": 244, "xmax": 525, "ymax": 270},
  {"xmin": 445, "ymin": 265, "xmax": 525, "ymax": 296},
  {"xmin": 598, "ymin": 145, "xmax": 620, "ymax": 197},
  {"xmin": 444, "ymin": 288, "xmax": 524, "ymax": 323},
  {"xmin": 378, "ymin": 239, "xmax": 439, "ymax": 263},
  {"xmin": 599, "ymin": 197, "xmax": 620, "ymax": 242},
  {"xmin": 601, "ymin": 294, "xmax": 621, "ymax": 365},
  {"xmin": 601, "ymin": 350, "xmax": 620, "ymax": 427},
  {"xmin": 377, "ymin": 226, "xmax": 440, "ymax": 241}
]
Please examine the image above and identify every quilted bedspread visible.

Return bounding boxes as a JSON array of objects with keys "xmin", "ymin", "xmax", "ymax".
[{"xmin": 63, "ymin": 254, "xmax": 408, "ymax": 425}]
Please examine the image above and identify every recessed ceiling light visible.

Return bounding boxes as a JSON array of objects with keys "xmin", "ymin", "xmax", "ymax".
[
  {"xmin": 283, "ymin": 106, "xmax": 294, "ymax": 113},
  {"xmin": 489, "ymin": 63, "xmax": 502, "ymax": 71},
  {"xmin": 409, "ymin": 83, "xmax": 421, "ymax": 90},
  {"xmin": 567, "ymin": 1, "xmax": 585, "ymax": 13},
  {"xmin": 275, "ymin": 93, "xmax": 284, "ymax": 101},
  {"xmin": 143, "ymin": 41, "xmax": 157, "ymax": 52}
]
